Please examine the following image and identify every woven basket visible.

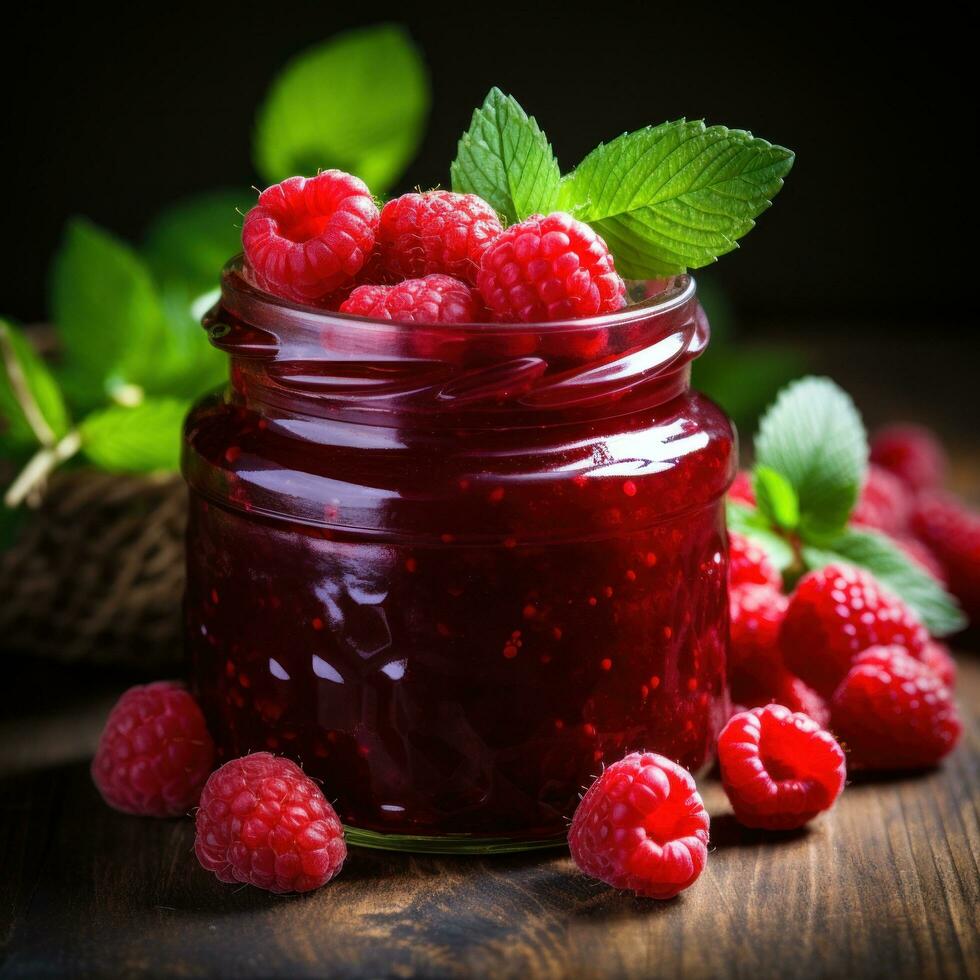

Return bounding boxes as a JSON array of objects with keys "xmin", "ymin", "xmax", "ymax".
[{"xmin": 0, "ymin": 469, "xmax": 186, "ymax": 671}]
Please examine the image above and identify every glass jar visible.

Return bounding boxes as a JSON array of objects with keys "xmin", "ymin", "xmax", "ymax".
[{"xmin": 184, "ymin": 261, "xmax": 735, "ymax": 853}]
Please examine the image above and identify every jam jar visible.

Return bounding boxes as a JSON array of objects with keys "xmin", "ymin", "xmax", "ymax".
[{"xmin": 184, "ymin": 262, "xmax": 735, "ymax": 852}]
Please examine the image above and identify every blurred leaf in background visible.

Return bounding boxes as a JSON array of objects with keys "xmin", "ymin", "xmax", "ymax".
[
  {"xmin": 253, "ymin": 23, "xmax": 429, "ymax": 192},
  {"xmin": 693, "ymin": 271, "xmax": 805, "ymax": 437},
  {"xmin": 143, "ymin": 189, "xmax": 253, "ymax": 296},
  {"xmin": 78, "ymin": 399, "xmax": 187, "ymax": 472}
]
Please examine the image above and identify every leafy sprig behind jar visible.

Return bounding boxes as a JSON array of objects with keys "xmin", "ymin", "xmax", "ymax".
[{"xmin": 0, "ymin": 24, "xmax": 429, "ymax": 543}]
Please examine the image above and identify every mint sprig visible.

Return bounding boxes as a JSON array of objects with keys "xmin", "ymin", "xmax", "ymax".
[
  {"xmin": 557, "ymin": 121, "xmax": 794, "ymax": 277},
  {"xmin": 734, "ymin": 376, "xmax": 965, "ymax": 636},
  {"xmin": 451, "ymin": 88, "xmax": 560, "ymax": 225}
]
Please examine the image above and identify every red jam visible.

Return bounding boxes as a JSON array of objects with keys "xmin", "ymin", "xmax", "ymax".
[{"xmin": 184, "ymin": 263, "xmax": 735, "ymax": 850}]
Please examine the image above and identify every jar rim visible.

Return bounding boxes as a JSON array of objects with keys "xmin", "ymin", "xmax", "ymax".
[{"xmin": 220, "ymin": 255, "xmax": 696, "ymax": 337}]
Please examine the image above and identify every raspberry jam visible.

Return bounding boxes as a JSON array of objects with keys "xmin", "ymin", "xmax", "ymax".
[{"xmin": 184, "ymin": 261, "xmax": 735, "ymax": 852}]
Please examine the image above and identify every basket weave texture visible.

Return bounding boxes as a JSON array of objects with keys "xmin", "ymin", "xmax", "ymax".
[{"xmin": 0, "ymin": 470, "xmax": 186, "ymax": 670}]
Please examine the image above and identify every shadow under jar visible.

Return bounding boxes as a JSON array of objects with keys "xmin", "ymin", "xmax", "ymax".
[{"xmin": 184, "ymin": 262, "xmax": 735, "ymax": 853}]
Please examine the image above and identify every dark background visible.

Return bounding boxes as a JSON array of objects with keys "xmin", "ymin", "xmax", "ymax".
[{"xmin": 2, "ymin": 2, "xmax": 976, "ymax": 332}]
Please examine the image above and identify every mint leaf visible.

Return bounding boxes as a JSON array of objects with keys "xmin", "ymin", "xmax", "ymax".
[
  {"xmin": 0, "ymin": 319, "xmax": 71, "ymax": 451},
  {"xmin": 451, "ymin": 88, "xmax": 560, "ymax": 224},
  {"xmin": 254, "ymin": 24, "xmax": 428, "ymax": 192},
  {"xmin": 753, "ymin": 464, "xmax": 800, "ymax": 530},
  {"xmin": 144, "ymin": 189, "xmax": 252, "ymax": 295},
  {"xmin": 727, "ymin": 500, "xmax": 795, "ymax": 572},
  {"xmin": 79, "ymin": 398, "xmax": 188, "ymax": 473},
  {"xmin": 755, "ymin": 376, "xmax": 867, "ymax": 538},
  {"xmin": 50, "ymin": 218, "xmax": 170, "ymax": 411},
  {"xmin": 557, "ymin": 120, "xmax": 794, "ymax": 278},
  {"xmin": 802, "ymin": 527, "xmax": 965, "ymax": 637}
]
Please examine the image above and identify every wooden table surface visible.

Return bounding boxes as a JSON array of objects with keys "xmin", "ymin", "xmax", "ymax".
[{"xmin": 0, "ymin": 653, "xmax": 977, "ymax": 980}]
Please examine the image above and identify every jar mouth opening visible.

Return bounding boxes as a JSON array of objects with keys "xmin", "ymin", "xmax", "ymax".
[{"xmin": 220, "ymin": 255, "xmax": 695, "ymax": 336}]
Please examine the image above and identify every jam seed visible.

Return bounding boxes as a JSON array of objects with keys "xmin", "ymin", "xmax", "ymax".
[
  {"xmin": 645, "ymin": 552, "xmax": 658, "ymax": 567},
  {"xmin": 224, "ymin": 446, "xmax": 241, "ymax": 464},
  {"xmin": 311, "ymin": 617, "xmax": 324, "ymax": 631},
  {"xmin": 622, "ymin": 480, "xmax": 637, "ymax": 497},
  {"xmin": 600, "ymin": 658, "xmax": 612, "ymax": 671},
  {"xmin": 405, "ymin": 558, "xmax": 418, "ymax": 573},
  {"xmin": 488, "ymin": 487, "xmax": 505, "ymax": 503}
]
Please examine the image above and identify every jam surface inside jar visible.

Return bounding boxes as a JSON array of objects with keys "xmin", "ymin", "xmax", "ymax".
[{"xmin": 184, "ymin": 264, "xmax": 735, "ymax": 851}]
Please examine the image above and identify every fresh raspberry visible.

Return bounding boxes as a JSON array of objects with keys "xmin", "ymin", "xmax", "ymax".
[
  {"xmin": 731, "ymin": 663, "xmax": 830, "ymax": 730},
  {"xmin": 242, "ymin": 171, "xmax": 379, "ymax": 304},
  {"xmin": 780, "ymin": 564, "xmax": 928, "ymax": 697},
  {"xmin": 376, "ymin": 191, "xmax": 503, "ymax": 284},
  {"xmin": 477, "ymin": 212, "xmax": 626, "ymax": 322},
  {"xmin": 870, "ymin": 423, "xmax": 947, "ymax": 492},
  {"xmin": 728, "ymin": 470, "xmax": 756, "ymax": 507},
  {"xmin": 921, "ymin": 640, "xmax": 957, "ymax": 690},
  {"xmin": 911, "ymin": 492, "xmax": 980, "ymax": 619},
  {"xmin": 568, "ymin": 752, "xmax": 709, "ymax": 899},
  {"xmin": 339, "ymin": 273, "xmax": 483, "ymax": 325},
  {"xmin": 729, "ymin": 531, "xmax": 781, "ymax": 590},
  {"xmin": 850, "ymin": 464, "xmax": 912, "ymax": 534},
  {"xmin": 718, "ymin": 704, "xmax": 845, "ymax": 830},
  {"xmin": 194, "ymin": 752, "xmax": 346, "ymax": 893},
  {"xmin": 729, "ymin": 584, "xmax": 787, "ymax": 677},
  {"xmin": 830, "ymin": 646, "xmax": 961, "ymax": 770},
  {"xmin": 91, "ymin": 682, "xmax": 215, "ymax": 817}
]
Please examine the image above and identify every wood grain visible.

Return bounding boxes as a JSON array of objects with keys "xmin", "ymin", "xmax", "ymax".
[{"xmin": 0, "ymin": 657, "xmax": 977, "ymax": 980}]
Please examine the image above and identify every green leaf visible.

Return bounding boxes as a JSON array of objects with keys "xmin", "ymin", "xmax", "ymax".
[
  {"xmin": 254, "ymin": 24, "xmax": 429, "ymax": 192},
  {"xmin": 557, "ymin": 120, "xmax": 794, "ymax": 278},
  {"xmin": 50, "ymin": 218, "xmax": 170, "ymax": 411},
  {"xmin": 450, "ymin": 88, "xmax": 560, "ymax": 224},
  {"xmin": 755, "ymin": 376, "xmax": 867, "ymax": 538},
  {"xmin": 802, "ymin": 527, "xmax": 966, "ymax": 637},
  {"xmin": 143, "ymin": 189, "xmax": 252, "ymax": 295},
  {"xmin": 753, "ymin": 464, "xmax": 800, "ymax": 530},
  {"xmin": 726, "ymin": 501, "xmax": 795, "ymax": 572},
  {"xmin": 79, "ymin": 398, "xmax": 189, "ymax": 473},
  {"xmin": 0, "ymin": 318, "xmax": 71, "ymax": 450}
]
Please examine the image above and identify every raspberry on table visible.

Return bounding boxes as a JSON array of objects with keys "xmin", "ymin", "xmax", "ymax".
[
  {"xmin": 870, "ymin": 423, "xmax": 947, "ymax": 492},
  {"xmin": 911, "ymin": 492, "xmax": 980, "ymax": 620},
  {"xmin": 568, "ymin": 752, "xmax": 709, "ymax": 899},
  {"xmin": 194, "ymin": 752, "xmax": 346, "ymax": 893},
  {"xmin": 91, "ymin": 681, "xmax": 215, "ymax": 817},
  {"xmin": 780, "ymin": 564, "xmax": 928, "ymax": 697},
  {"xmin": 830, "ymin": 646, "xmax": 961, "ymax": 770},
  {"xmin": 376, "ymin": 191, "xmax": 503, "ymax": 284},
  {"xmin": 729, "ymin": 531, "xmax": 782, "ymax": 591},
  {"xmin": 728, "ymin": 470, "xmax": 756, "ymax": 507},
  {"xmin": 718, "ymin": 704, "xmax": 846, "ymax": 830},
  {"xmin": 339, "ymin": 273, "xmax": 483, "ymax": 324},
  {"xmin": 850, "ymin": 463, "xmax": 912, "ymax": 535},
  {"xmin": 242, "ymin": 171, "xmax": 379, "ymax": 304},
  {"xmin": 477, "ymin": 212, "xmax": 626, "ymax": 322}
]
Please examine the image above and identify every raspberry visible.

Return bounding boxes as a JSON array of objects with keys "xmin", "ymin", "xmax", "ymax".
[
  {"xmin": 728, "ymin": 470, "xmax": 756, "ymax": 507},
  {"xmin": 850, "ymin": 464, "xmax": 912, "ymax": 534},
  {"xmin": 242, "ymin": 171, "xmax": 379, "ymax": 304},
  {"xmin": 194, "ymin": 752, "xmax": 346, "ymax": 893},
  {"xmin": 91, "ymin": 682, "xmax": 215, "ymax": 817},
  {"xmin": 911, "ymin": 492, "xmax": 980, "ymax": 619},
  {"xmin": 718, "ymin": 704, "xmax": 845, "ymax": 830},
  {"xmin": 729, "ymin": 531, "xmax": 781, "ymax": 590},
  {"xmin": 731, "ymin": 663, "xmax": 830, "ymax": 730},
  {"xmin": 780, "ymin": 564, "xmax": 928, "ymax": 697},
  {"xmin": 729, "ymin": 584, "xmax": 787, "ymax": 677},
  {"xmin": 376, "ymin": 191, "xmax": 503, "ymax": 284},
  {"xmin": 477, "ymin": 212, "xmax": 626, "ymax": 322},
  {"xmin": 870, "ymin": 423, "xmax": 946, "ymax": 492},
  {"xmin": 830, "ymin": 647, "xmax": 961, "ymax": 770},
  {"xmin": 568, "ymin": 752, "xmax": 709, "ymax": 899},
  {"xmin": 921, "ymin": 640, "xmax": 957, "ymax": 690},
  {"xmin": 339, "ymin": 273, "xmax": 483, "ymax": 324}
]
